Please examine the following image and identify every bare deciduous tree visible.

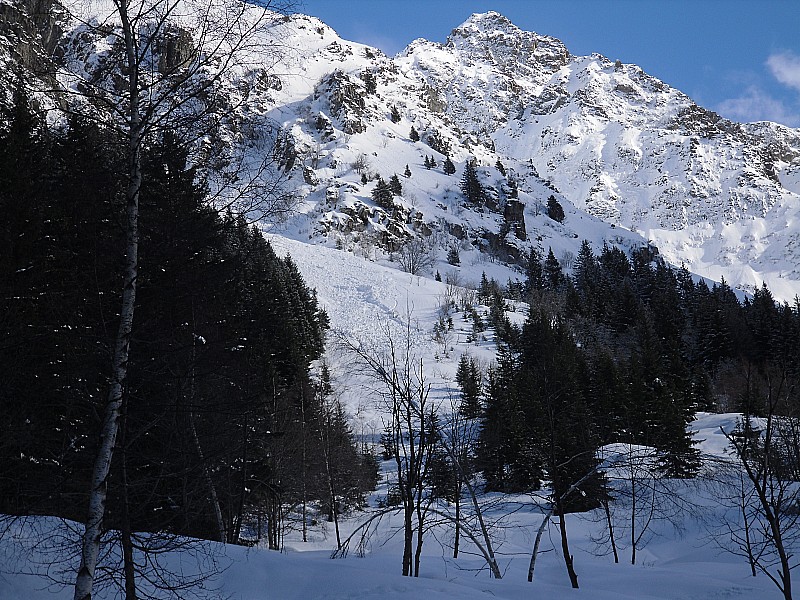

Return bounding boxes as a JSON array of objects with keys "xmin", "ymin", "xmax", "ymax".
[
  {"xmin": 396, "ymin": 236, "xmax": 436, "ymax": 276},
  {"xmin": 340, "ymin": 321, "xmax": 434, "ymax": 576},
  {"xmin": 723, "ymin": 410, "xmax": 800, "ymax": 600}
]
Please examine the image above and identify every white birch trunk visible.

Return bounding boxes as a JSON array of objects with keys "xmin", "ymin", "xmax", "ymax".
[{"xmin": 74, "ymin": 3, "xmax": 140, "ymax": 597}]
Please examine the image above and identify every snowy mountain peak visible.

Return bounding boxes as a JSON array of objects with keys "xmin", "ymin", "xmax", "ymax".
[
  {"xmin": 4, "ymin": 3, "xmax": 800, "ymax": 299},
  {"xmin": 446, "ymin": 10, "xmax": 569, "ymax": 74},
  {"xmin": 266, "ymin": 10, "xmax": 800, "ymax": 299}
]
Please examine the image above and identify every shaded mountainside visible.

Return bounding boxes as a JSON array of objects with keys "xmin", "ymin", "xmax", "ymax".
[{"xmin": 3, "ymin": 4, "xmax": 800, "ymax": 297}]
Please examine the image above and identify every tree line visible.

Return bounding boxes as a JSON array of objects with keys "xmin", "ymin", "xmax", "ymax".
[{"xmin": 473, "ymin": 241, "xmax": 799, "ymax": 496}]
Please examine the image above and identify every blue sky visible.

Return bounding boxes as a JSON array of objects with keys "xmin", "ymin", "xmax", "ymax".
[{"xmin": 298, "ymin": 0, "xmax": 800, "ymax": 127}]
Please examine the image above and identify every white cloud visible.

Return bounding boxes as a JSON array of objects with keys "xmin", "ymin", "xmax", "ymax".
[
  {"xmin": 715, "ymin": 86, "xmax": 800, "ymax": 127},
  {"xmin": 767, "ymin": 51, "xmax": 800, "ymax": 93}
]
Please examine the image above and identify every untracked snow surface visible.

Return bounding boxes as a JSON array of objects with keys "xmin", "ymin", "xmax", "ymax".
[{"xmin": 0, "ymin": 414, "xmax": 783, "ymax": 600}]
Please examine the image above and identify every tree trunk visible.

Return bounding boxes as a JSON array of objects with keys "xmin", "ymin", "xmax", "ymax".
[
  {"xmin": 187, "ymin": 308, "xmax": 227, "ymax": 543},
  {"xmin": 232, "ymin": 412, "xmax": 249, "ymax": 544},
  {"xmin": 602, "ymin": 498, "xmax": 619, "ymax": 564},
  {"xmin": 300, "ymin": 393, "xmax": 308, "ymax": 543},
  {"xmin": 402, "ymin": 500, "xmax": 413, "ymax": 576},
  {"xmin": 528, "ymin": 507, "xmax": 553, "ymax": 582},
  {"xmin": 444, "ymin": 438, "xmax": 501, "ymax": 578},
  {"xmin": 453, "ymin": 484, "xmax": 460, "ymax": 559},
  {"xmin": 321, "ymin": 409, "xmax": 341, "ymax": 549},
  {"xmin": 556, "ymin": 500, "xmax": 579, "ymax": 589},
  {"xmin": 630, "ymin": 475, "xmax": 637, "ymax": 565},
  {"xmin": 188, "ymin": 410, "xmax": 226, "ymax": 543},
  {"xmin": 738, "ymin": 474, "xmax": 756, "ymax": 577},
  {"xmin": 120, "ymin": 396, "xmax": 137, "ymax": 600},
  {"xmin": 413, "ymin": 511, "xmax": 423, "ymax": 577},
  {"xmin": 74, "ymin": 9, "xmax": 141, "ymax": 593}
]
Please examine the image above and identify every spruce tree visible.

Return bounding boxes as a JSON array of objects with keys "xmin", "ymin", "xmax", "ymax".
[
  {"xmin": 546, "ymin": 195, "xmax": 565, "ymax": 223},
  {"xmin": 456, "ymin": 354, "xmax": 482, "ymax": 418},
  {"xmin": 524, "ymin": 248, "xmax": 544, "ymax": 297},
  {"xmin": 460, "ymin": 160, "xmax": 484, "ymax": 204},
  {"xmin": 389, "ymin": 173, "xmax": 403, "ymax": 196},
  {"xmin": 371, "ymin": 177, "xmax": 394, "ymax": 208},
  {"xmin": 447, "ymin": 245, "xmax": 460, "ymax": 266},
  {"xmin": 404, "ymin": 164, "xmax": 412, "ymax": 178},
  {"xmin": 520, "ymin": 311, "xmax": 602, "ymax": 512},
  {"xmin": 478, "ymin": 348, "xmax": 540, "ymax": 492},
  {"xmin": 409, "ymin": 125, "xmax": 420, "ymax": 142},
  {"xmin": 543, "ymin": 248, "xmax": 564, "ymax": 289},
  {"xmin": 443, "ymin": 156, "xmax": 455, "ymax": 175},
  {"xmin": 390, "ymin": 105, "xmax": 401, "ymax": 123}
]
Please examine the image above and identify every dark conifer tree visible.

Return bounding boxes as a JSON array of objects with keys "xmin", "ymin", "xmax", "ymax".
[
  {"xmin": 460, "ymin": 159, "xmax": 484, "ymax": 205},
  {"xmin": 599, "ymin": 243, "xmax": 631, "ymax": 281},
  {"xmin": 543, "ymin": 248, "xmax": 564, "ymax": 289},
  {"xmin": 746, "ymin": 283, "xmax": 778, "ymax": 366},
  {"xmin": 443, "ymin": 156, "xmax": 456, "ymax": 175},
  {"xmin": 587, "ymin": 350, "xmax": 625, "ymax": 442},
  {"xmin": 0, "ymin": 111, "xmax": 374, "ymax": 545},
  {"xmin": 371, "ymin": 177, "xmax": 394, "ymax": 209},
  {"xmin": 523, "ymin": 248, "xmax": 544, "ymax": 298},
  {"xmin": 389, "ymin": 173, "xmax": 403, "ymax": 196},
  {"xmin": 456, "ymin": 354, "xmax": 482, "ymax": 418},
  {"xmin": 570, "ymin": 240, "xmax": 601, "ymax": 318},
  {"xmin": 520, "ymin": 311, "xmax": 603, "ymax": 512},
  {"xmin": 409, "ymin": 125, "xmax": 420, "ymax": 142},
  {"xmin": 478, "ymin": 348, "xmax": 540, "ymax": 492},
  {"xmin": 446, "ymin": 245, "xmax": 460, "ymax": 266},
  {"xmin": 546, "ymin": 195, "xmax": 565, "ymax": 223}
]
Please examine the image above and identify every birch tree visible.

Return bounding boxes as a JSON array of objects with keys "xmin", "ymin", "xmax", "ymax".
[{"xmin": 54, "ymin": 1, "xmax": 295, "ymax": 598}]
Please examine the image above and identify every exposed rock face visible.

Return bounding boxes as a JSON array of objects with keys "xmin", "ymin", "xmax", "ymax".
[
  {"xmin": 0, "ymin": 0, "xmax": 62, "ymax": 86},
  {"xmin": 303, "ymin": 166, "xmax": 319, "ymax": 186},
  {"xmin": 316, "ymin": 70, "xmax": 367, "ymax": 134},
  {"xmin": 503, "ymin": 199, "xmax": 526, "ymax": 241},
  {"xmin": 155, "ymin": 25, "xmax": 195, "ymax": 74}
]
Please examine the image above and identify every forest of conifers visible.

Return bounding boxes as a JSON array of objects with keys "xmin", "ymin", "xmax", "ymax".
[
  {"xmin": 465, "ymin": 218, "xmax": 800, "ymax": 510},
  {"xmin": 0, "ymin": 87, "xmax": 378, "ymax": 545}
]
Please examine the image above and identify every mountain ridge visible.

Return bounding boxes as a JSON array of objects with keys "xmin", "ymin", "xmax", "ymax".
[{"xmin": 3, "ymin": 3, "xmax": 800, "ymax": 298}]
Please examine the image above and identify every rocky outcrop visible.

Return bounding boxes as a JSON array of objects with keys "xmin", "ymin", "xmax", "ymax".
[
  {"xmin": 155, "ymin": 25, "xmax": 195, "ymax": 74},
  {"xmin": 0, "ymin": 0, "xmax": 62, "ymax": 82},
  {"xmin": 503, "ymin": 199, "xmax": 526, "ymax": 241},
  {"xmin": 316, "ymin": 70, "xmax": 367, "ymax": 134}
]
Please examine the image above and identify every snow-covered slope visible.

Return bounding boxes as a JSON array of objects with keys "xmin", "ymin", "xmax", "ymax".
[
  {"xmin": 395, "ymin": 12, "xmax": 800, "ymax": 298},
  {"xmin": 262, "ymin": 10, "xmax": 800, "ymax": 299},
  {"xmin": 4, "ymin": 4, "xmax": 800, "ymax": 298}
]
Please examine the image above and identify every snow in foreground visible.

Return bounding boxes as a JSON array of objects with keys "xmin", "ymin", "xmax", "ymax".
[{"xmin": 0, "ymin": 412, "xmax": 784, "ymax": 600}]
